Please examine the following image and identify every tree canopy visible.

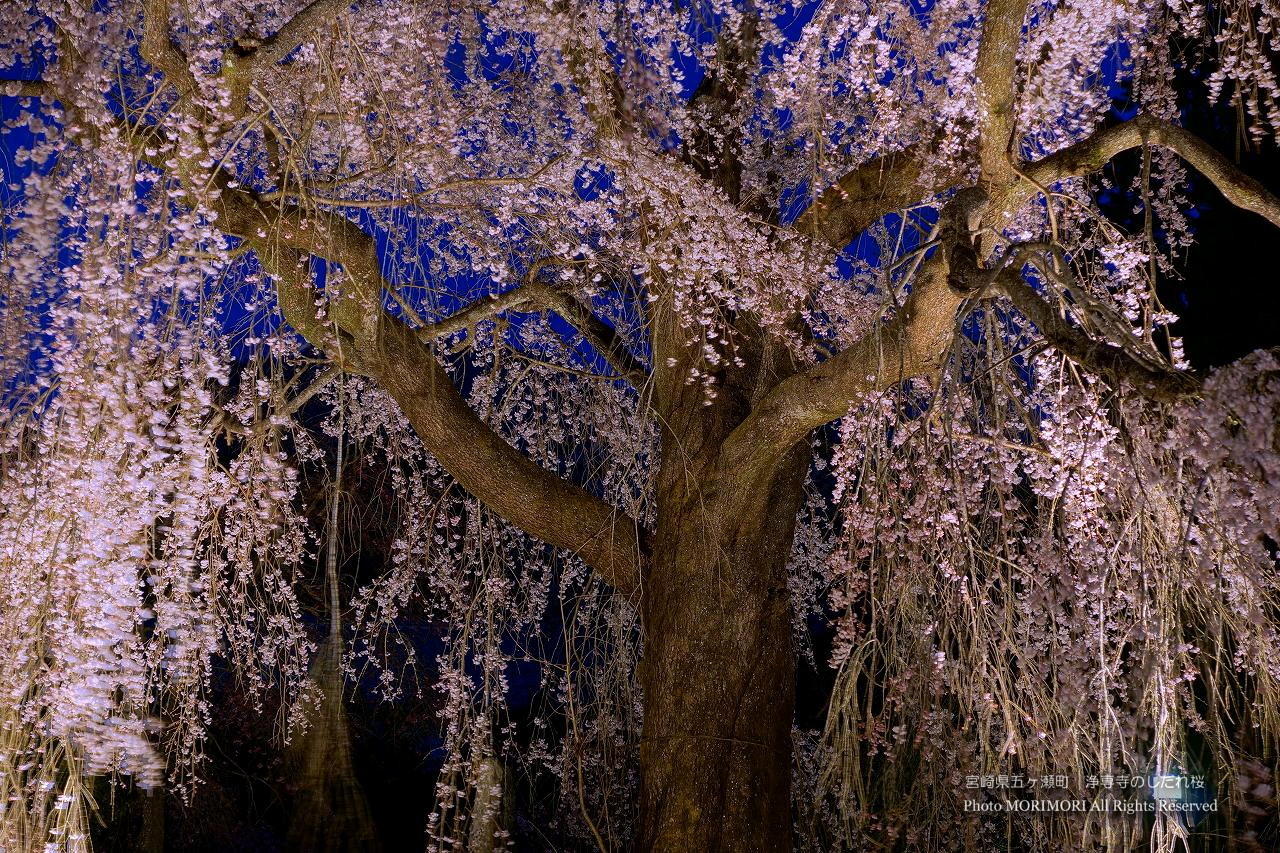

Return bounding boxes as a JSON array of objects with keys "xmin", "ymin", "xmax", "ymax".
[{"xmin": 2, "ymin": 0, "xmax": 1280, "ymax": 850}]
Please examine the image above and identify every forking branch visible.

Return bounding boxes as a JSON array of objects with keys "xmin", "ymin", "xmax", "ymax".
[{"xmin": 124, "ymin": 1, "xmax": 649, "ymax": 595}]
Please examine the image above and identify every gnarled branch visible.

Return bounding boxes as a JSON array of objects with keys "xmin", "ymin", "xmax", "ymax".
[
  {"xmin": 989, "ymin": 253, "xmax": 1202, "ymax": 402},
  {"xmin": 793, "ymin": 145, "xmax": 951, "ymax": 249},
  {"xmin": 407, "ymin": 258, "xmax": 647, "ymax": 387},
  {"xmin": 237, "ymin": 0, "xmax": 360, "ymax": 70},
  {"xmin": 1018, "ymin": 114, "xmax": 1280, "ymax": 229}
]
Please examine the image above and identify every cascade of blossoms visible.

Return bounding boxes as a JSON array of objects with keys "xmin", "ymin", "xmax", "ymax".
[
  {"xmin": 819, "ymin": 336, "xmax": 1280, "ymax": 848},
  {"xmin": 0, "ymin": 23, "xmax": 315, "ymax": 850}
]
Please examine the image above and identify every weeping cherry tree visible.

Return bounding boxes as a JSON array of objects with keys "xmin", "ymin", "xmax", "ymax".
[{"xmin": 2, "ymin": 0, "xmax": 1280, "ymax": 849}]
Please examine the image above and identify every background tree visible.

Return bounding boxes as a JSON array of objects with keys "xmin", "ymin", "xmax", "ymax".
[{"xmin": 2, "ymin": 0, "xmax": 1280, "ymax": 851}]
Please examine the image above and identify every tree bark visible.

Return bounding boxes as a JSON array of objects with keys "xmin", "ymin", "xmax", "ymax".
[{"xmin": 637, "ymin": 434, "xmax": 808, "ymax": 852}]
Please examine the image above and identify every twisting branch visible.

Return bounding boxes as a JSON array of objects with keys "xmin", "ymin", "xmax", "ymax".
[
  {"xmin": 731, "ymin": 194, "xmax": 990, "ymax": 475},
  {"xmin": 235, "ymin": 0, "xmax": 362, "ymax": 70},
  {"xmin": 409, "ymin": 261, "xmax": 648, "ymax": 387},
  {"xmin": 1017, "ymin": 114, "xmax": 1280, "ymax": 229},
  {"xmin": 720, "ymin": 160, "xmax": 1207, "ymax": 497},
  {"xmin": 221, "ymin": 201, "xmax": 648, "ymax": 596},
  {"xmin": 793, "ymin": 145, "xmax": 957, "ymax": 249},
  {"xmin": 791, "ymin": 0, "xmax": 1038, "ymax": 251},
  {"xmin": 771, "ymin": 109, "xmax": 1272, "ymax": 462}
]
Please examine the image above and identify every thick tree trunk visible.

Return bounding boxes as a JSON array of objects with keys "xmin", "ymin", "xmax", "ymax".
[{"xmin": 637, "ymin": 444, "xmax": 808, "ymax": 852}]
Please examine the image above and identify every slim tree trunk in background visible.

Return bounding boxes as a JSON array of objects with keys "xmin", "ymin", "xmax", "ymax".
[
  {"xmin": 467, "ymin": 753, "xmax": 507, "ymax": 853},
  {"xmin": 287, "ymin": 638, "xmax": 380, "ymax": 853},
  {"xmin": 288, "ymin": 428, "xmax": 379, "ymax": 853},
  {"xmin": 137, "ymin": 789, "xmax": 163, "ymax": 853}
]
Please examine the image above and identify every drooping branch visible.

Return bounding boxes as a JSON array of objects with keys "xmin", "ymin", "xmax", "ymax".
[
  {"xmin": 556, "ymin": 3, "xmax": 630, "ymax": 141},
  {"xmin": 988, "ymin": 253, "xmax": 1203, "ymax": 402},
  {"xmin": 1016, "ymin": 114, "xmax": 1280, "ymax": 229},
  {"xmin": 682, "ymin": 16, "xmax": 760, "ymax": 204},
  {"xmin": 224, "ymin": 217, "xmax": 645, "ymax": 596},
  {"xmin": 111, "ymin": 17, "xmax": 650, "ymax": 594},
  {"xmin": 208, "ymin": 184, "xmax": 647, "ymax": 595},
  {"xmin": 210, "ymin": 366, "xmax": 338, "ymax": 437}
]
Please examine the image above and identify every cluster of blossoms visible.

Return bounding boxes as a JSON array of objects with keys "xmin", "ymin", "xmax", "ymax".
[{"xmin": 0, "ymin": 47, "xmax": 314, "ymax": 852}]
